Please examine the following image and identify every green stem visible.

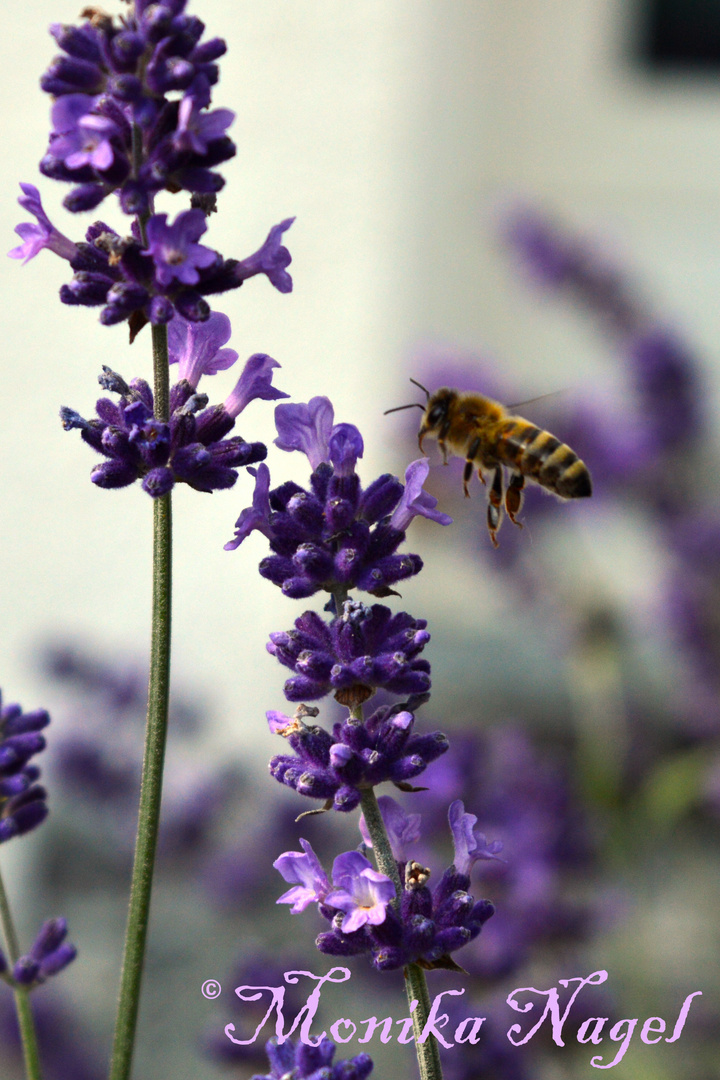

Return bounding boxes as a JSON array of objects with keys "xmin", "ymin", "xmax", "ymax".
[
  {"xmin": 0, "ymin": 861, "xmax": 43, "ymax": 1080},
  {"xmin": 108, "ymin": 324, "xmax": 172, "ymax": 1080},
  {"xmin": 358, "ymin": 788, "xmax": 444, "ymax": 1080}
]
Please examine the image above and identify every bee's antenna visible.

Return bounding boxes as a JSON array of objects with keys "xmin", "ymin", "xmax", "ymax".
[
  {"xmin": 383, "ymin": 402, "xmax": 426, "ymax": 416},
  {"xmin": 409, "ymin": 378, "xmax": 430, "ymax": 401}
]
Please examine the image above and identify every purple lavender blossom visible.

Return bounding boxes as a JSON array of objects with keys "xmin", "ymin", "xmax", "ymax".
[
  {"xmin": 172, "ymin": 95, "xmax": 235, "ymax": 156},
  {"xmin": 267, "ymin": 601, "xmax": 431, "ymax": 705},
  {"xmin": 0, "ymin": 691, "xmax": 50, "ymax": 843},
  {"xmin": 224, "ymin": 464, "xmax": 273, "ymax": 546},
  {"xmin": 54, "ymin": 212, "xmax": 296, "ymax": 329},
  {"xmin": 274, "ymin": 838, "xmax": 331, "ymax": 911},
  {"xmin": 390, "ymin": 458, "xmax": 453, "ymax": 531},
  {"xmin": 448, "ymin": 800, "xmax": 505, "ymax": 875},
  {"xmin": 227, "ymin": 399, "xmax": 450, "ymax": 598},
  {"xmin": 253, "ymin": 1037, "xmax": 373, "ymax": 1080},
  {"xmin": 324, "ymin": 851, "xmax": 396, "ymax": 932},
  {"xmin": 502, "ymin": 204, "xmax": 642, "ymax": 333},
  {"xmin": 48, "ymin": 93, "xmax": 123, "ymax": 173},
  {"xmin": 359, "ymin": 794, "xmax": 421, "ymax": 861},
  {"xmin": 273, "ymin": 396, "xmax": 335, "ymax": 469},
  {"xmin": 145, "ymin": 209, "xmax": 217, "ymax": 287},
  {"xmin": 8, "ymin": 183, "xmax": 78, "ymax": 264},
  {"xmin": 235, "ymin": 217, "xmax": 295, "ymax": 294},
  {"xmin": 268, "ymin": 698, "xmax": 448, "ymax": 813},
  {"xmin": 168, "ymin": 310, "xmax": 238, "ymax": 388},
  {"xmin": 223, "ymin": 353, "xmax": 290, "ymax": 417},
  {"xmin": 59, "ymin": 351, "xmax": 283, "ymax": 495}
]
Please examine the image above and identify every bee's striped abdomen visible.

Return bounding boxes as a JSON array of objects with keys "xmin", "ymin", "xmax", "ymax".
[{"xmin": 501, "ymin": 422, "xmax": 592, "ymax": 499}]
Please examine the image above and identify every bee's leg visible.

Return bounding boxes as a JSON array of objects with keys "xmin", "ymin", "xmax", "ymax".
[
  {"xmin": 439, "ymin": 420, "xmax": 453, "ymax": 465},
  {"xmin": 487, "ymin": 466, "xmax": 504, "ymax": 548},
  {"xmin": 505, "ymin": 472, "xmax": 525, "ymax": 528},
  {"xmin": 463, "ymin": 437, "xmax": 481, "ymax": 496}
]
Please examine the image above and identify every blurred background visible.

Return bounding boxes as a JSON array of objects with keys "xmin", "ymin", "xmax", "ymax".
[{"xmin": 1, "ymin": 0, "xmax": 720, "ymax": 1077}]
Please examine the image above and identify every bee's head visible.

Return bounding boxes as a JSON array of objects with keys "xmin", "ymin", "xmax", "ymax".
[{"xmin": 418, "ymin": 388, "xmax": 457, "ymax": 451}]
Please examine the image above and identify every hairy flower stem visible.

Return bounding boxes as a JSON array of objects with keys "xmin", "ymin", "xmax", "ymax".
[
  {"xmin": 0, "ymin": 861, "xmax": 43, "ymax": 1080},
  {"xmin": 358, "ymin": 788, "xmax": 444, "ymax": 1080},
  {"xmin": 109, "ymin": 323, "xmax": 172, "ymax": 1080}
]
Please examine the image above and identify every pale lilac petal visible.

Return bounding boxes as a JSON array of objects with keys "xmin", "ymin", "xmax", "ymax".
[
  {"xmin": 274, "ymin": 838, "xmax": 330, "ymax": 911},
  {"xmin": 8, "ymin": 183, "xmax": 78, "ymax": 264},
  {"xmin": 359, "ymin": 795, "xmax": 421, "ymax": 862},
  {"xmin": 223, "ymin": 464, "xmax": 273, "ymax": 550},
  {"xmin": 224, "ymin": 354, "xmax": 289, "ymax": 418},
  {"xmin": 168, "ymin": 311, "xmax": 238, "ymax": 387},
  {"xmin": 274, "ymin": 397, "xmax": 334, "ymax": 470},
  {"xmin": 390, "ymin": 458, "xmax": 453, "ymax": 531},
  {"xmin": 448, "ymin": 799, "xmax": 504, "ymax": 877},
  {"xmin": 236, "ymin": 218, "xmax": 294, "ymax": 293},
  {"xmin": 326, "ymin": 851, "xmax": 395, "ymax": 932}
]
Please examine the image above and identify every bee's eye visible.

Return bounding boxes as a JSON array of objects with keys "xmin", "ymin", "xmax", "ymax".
[{"xmin": 428, "ymin": 405, "xmax": 445, "ymax": 424}]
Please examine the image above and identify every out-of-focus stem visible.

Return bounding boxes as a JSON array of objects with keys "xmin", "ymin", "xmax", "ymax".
[{"xmin": 0, "ymin": 861, "xmax": 43, "ymax": 1080}]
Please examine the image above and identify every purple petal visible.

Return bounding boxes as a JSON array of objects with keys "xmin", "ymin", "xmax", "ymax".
[
  {"xmin": 236, "ymin": 217, "xmax": 295, "ymax": 293},
  {"xmin": 328, "ymin": 424, "xmax": 364, "ymax": 477},
  {"xmin": 8, "ymin": 184, "xmax": 78, "ymax": 264},
  {"xmin": 389, "ymin": 458, "xmax": 453, "ymax": 531},
  {"xmin": 223, "ymin": 354, "xmax": 289, "ymax": 418},
  {"xmin": 326, "ymin": 852, "xmax": 395, "ymax": 932},
  {"xmin": 274, "ymin": 838, "xmax": 330, "ymax": 911},
  {"xmin": 173, "ymin": 96, "xmax": 235, "ymax": 155},
  {"xmin": 168, "ymin": 311, "xmax": 238, "ymax": 388},
  {"xmin": 448, "ymin": 799, "xmax": 504, "ymax": 877},
  {"xmin": 223, "ymin": 464, "xmax": 272, "ymax": 550},
  {"xmin": 359, "ymin": 794, "xmax": 421, "ymax": 862},
  {"xmin": 145, "ymin": 210, "xmax": 216, "ymax": 288},
  {"xmin": 274, "ymin": 397, "xmax": 334, "ymax": 470}
]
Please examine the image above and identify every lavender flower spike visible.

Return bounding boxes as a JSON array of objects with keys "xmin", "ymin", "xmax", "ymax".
[
  {"xmin": 8, "ymin": 184, "xmax": 78, "ymax": 264},
  {"xmin": 234, "ymin": 217, "xmax": 295, "ymax": 293},
  {"xmin": 257, "ymin": 1037, "xmax": 373, "ymax": 1080},
  {"xmin": 274, "ymin": 397, "xmax": 334, "ymax": 469},
  {"xmin": 0, "ymin": 689, "xmax": 50, "ymax": 843},
  {"xmin": 390, "ymin": 458, "xmax": 453, "ymax": 531},
  {"xmin": 268, "ymin": 696, "xmax": 448, "ymax": 813},
  {"xmin": 448, "ymin": 799, "xmax": 504, "ymax": 876},
  {"xmin": 12, "ymin": 917, "xmax": 77, "ymax": 988},
  {"xmin": 274, "ymin": 838, "xmax": 331, "ymax": 911},
  {"xmin": 168, "ymin": 311, "xmax": 238, "ymax": 389},
  {"xmin": 325, "ymin": 851, "xmax": 396, "ymax": 933}
]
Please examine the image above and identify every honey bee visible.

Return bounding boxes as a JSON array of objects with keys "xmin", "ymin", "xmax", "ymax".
[{"xmin": 386, "ymin": 379, "xmax": 592, "ymax": 547}]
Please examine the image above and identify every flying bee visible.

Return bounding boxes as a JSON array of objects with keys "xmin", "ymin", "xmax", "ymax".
[{"xmin": 385, "ymin": 379, "xmax": 592, "ymax": 547}]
